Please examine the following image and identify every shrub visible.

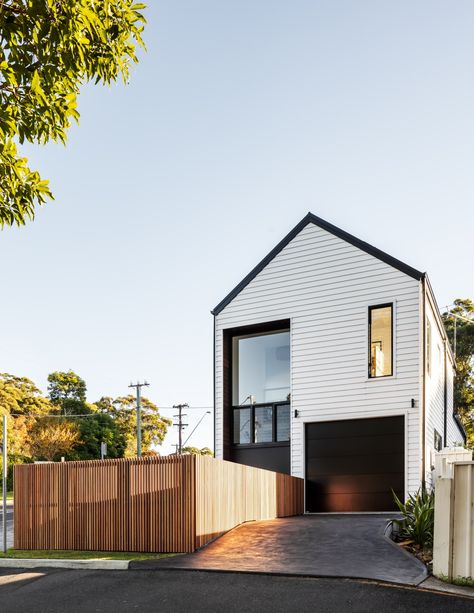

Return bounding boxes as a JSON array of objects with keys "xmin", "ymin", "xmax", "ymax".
[{"xmin": 392, "ymin": 487, "xmax": 435, "ymax": 548}]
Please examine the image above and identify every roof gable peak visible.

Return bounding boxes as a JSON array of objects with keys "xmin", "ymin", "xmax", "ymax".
[{"xmin": 212, "ymin": 212, "xmax": 424, "ymax": 315}]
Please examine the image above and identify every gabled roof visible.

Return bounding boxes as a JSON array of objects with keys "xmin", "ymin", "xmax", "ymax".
[{"xmin": 212, "ymin": 212, "xmax": 424, "ymax": 316}]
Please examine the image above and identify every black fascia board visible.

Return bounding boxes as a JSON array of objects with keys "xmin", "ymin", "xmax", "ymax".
[
  {"xmin": 211, "ymin": 212, "xmax": 424, "ymax": 316},
  {"xmin": 454, "ymin": 413, "xmax": 467, "ymax": 444}
]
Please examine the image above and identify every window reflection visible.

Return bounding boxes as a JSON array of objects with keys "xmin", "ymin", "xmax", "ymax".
[
  {"xmin": 233, "ymin": 330, "xmax": 290, "ymax": 404},
  {"xmin": 255, "ymin": 406, "xmax": 273, "ymax": 443},
  {"xmin": 233, "ymin": 408, "xmax": 251, "ymax": 444},
  {"xmin": 276, "ymin": 404, "xmax": 290, "ymax": 441}
]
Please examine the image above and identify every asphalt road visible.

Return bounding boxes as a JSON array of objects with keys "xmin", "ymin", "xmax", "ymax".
[
  {"xmin": 0, "ymin": 569, "xmax": 472, "ymax": 613},
  {"xmin": 0, "ymin": 508, "xmax": 14, "ymax": 548}
]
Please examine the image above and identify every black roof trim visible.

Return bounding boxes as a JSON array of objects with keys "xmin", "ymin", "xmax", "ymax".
[
  {"xmin": 212, "ymin": 212, "xmax": 424, "ymax": 315},
  {"xmin": 453, "ymin": 413, "xmax": 467, "ymax": 444}
]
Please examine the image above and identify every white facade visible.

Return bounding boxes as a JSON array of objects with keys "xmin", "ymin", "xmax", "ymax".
[
  {"xmin": 424, "ymin": 287, "xmax": 464, "ymax": 486},
  {"xmin": 213, "ymin": 215, "xmax": 465, "ymax": 501}
]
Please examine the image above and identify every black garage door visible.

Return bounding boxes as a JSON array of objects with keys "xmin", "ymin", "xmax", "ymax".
[{"xmin": 305, "ymin": 416, "xmax": 404, "ymax": 512}]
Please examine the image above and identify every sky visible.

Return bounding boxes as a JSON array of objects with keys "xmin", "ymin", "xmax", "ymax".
[{"xmin": 1, "ymin": 1, "xmax": 473, "ymax": 454}]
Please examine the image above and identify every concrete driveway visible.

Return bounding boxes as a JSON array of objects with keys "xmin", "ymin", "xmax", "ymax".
[{"xmin": 133, "ymin": 514, "xmax": 428, "ymax": 586}]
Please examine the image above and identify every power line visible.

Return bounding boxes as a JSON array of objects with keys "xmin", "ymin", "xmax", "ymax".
[
  {"xmin": 182, "ymin": 411, "xmax": 211, "ymax": 448},
  {"xmin": 7, "ymin": 405, "xmax": 214, "ymax": 419}
]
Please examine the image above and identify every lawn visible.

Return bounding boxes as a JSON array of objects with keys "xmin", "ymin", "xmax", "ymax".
[{"xmin": 0, "ymin": 549, "xmax": 178, "ymax": 561}]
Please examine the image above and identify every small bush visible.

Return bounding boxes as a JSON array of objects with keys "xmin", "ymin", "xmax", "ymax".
[
  {"xmin": 392, "ymin": 487, "xmax": 435, "ymax": 548},
  {"xmin": 437, "ymin": 573, "xmax": 474, "ymax": 587}
]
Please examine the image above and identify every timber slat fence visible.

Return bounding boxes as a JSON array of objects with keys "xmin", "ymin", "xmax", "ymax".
[{"xmin": 14, "ymin": 456, "xmax": 304, "ymax": 553}]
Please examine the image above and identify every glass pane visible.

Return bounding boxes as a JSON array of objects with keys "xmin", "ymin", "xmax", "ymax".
[
  {"xmin": 370, "ymin": 305, "xmax": 393, "ymax": 377},
  {"xmin": 233, "ymin": 331, "xmax": 290, "ymax": 404},
  {"xmin": 233, "ymin": 408, "xmax": 251, "ymax": 444},
  {"xmin": 276, "ymin": 404, "xmax": 290, "ymax": 442},
  {"xmin": 254, "ymin": 406, "xmax": 273, "ymax": 443}
]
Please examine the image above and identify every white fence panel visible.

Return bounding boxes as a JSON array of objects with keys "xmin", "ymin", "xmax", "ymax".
[{"xmin": 433, "ymin": 461, "xmax": 474, "ymax": 581}]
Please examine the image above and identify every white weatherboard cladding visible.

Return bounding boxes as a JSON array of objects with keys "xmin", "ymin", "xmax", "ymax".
[
  {"xmin": 215, "ymin": 223, "xmax": 422, "ymax": 495},
  {"xmin": 424, "ymin": 300, "xmax": 463, "ymax": 486}
]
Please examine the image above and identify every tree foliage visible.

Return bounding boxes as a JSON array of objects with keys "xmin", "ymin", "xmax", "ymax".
[
  {"xmin": 47, "ymin": 369, "xmax": 93, "ymax": 419},
  {"xmin": 47, "ymin": 370, "xmax": 87, "ymax": 405},
  {"xmin": 96, "ymin": 395, "xmax": 172, "ymax": 457},
  {"xmin": 181, "ymin": 446, "xmax": 213, "ymax": 456},
  {"xmin": 0, "ymin": 0, "xmax": 146, "ymax": 227},
  {"xmin": 0, "ymin": 372, "xmax": 53, "ymax": 460},
  {"xmin": 70, "ymin": 413, "xmax": 126, "ymax": 460},
  {"xmin": 0, "ymin": 370, "xmax": 172, "ymax": 464},
  {"xmin": 442, "ymin": 299, "xmax": 474, "ymax": 447},
  {"xmin": 29, "ymin": 417, "xmax": 80, "ymax": 461},
  {"xmin": 0, "ymin": 372, "xmax": 53, "ymax": 416}
]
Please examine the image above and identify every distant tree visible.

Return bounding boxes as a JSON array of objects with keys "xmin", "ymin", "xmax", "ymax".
[
  {"xmin": 0, "ymin": 373, "xmax": 53, "ymax": 416},
  {"xmin": 442, "ymin": 299, "xmax": 474, "ymax": 447},
  {"xmin": 181, "ymin": 446, "xmax": 213, "ymax": 456},
  {"xmin": 29, "ymin": 418, "xmax": 80, "ymax": 461},
  {"xmin": 70, "ymin": 413, "xmax": 126, "ymax": 460},
  {"xmin": 47, "ymin": 370, "xmax": 88, "ymax": 414},
  {"xmin": 96, "ymin": 395, "xmax": 171, "ymax": 456},
  {"xmin": 0, "ymin": 373, "xmax": 53, "ymax": 460},
  {"xmin": 0, "ymin": 0, "xmax": 146, "ymax": 227}
]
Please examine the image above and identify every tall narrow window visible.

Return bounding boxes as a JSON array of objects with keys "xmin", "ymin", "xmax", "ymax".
[
  {"xmin": 427, "ymin": 319, "xmax": 432, "ymax": 376},
  {"xmin": 369, "ymin": 304, "xmax": 393, "ymax": 378}
]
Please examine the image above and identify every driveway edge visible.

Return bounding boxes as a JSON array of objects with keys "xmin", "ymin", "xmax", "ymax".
[
  {"xmin": 381, "ymin": 519, "xmax": 428, "ymax": 585},
  {"xmin": 0, "ymin": 558, "xmax": 130, "ymax": 570}
]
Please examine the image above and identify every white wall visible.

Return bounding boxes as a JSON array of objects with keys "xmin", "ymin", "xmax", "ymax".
[
  {"xmin": 215, "ymin": 222, "xmax": 422, "ymax": 495},
  {"xmin": 424, "ymin": 293, "xmax": 464, "ymax": 487}
]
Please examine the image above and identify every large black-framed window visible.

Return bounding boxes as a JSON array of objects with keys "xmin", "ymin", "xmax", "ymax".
[
  {"xmin": 232, "ymin": 329, "xmax": 290, "ymax": 405},
  {"xmin": 368, "ymin": 303, "xmax": 393, "ymax": 378},
  {"xmin": 233, "ymin": 402, "xmax": 290, "ymax": 446}
]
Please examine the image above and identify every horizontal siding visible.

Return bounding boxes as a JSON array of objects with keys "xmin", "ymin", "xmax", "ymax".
[
  {"xmin": 215, "ymin": 223, "xmax": 422, "ymax": 496},
  {"xmin": 425, "ymin": 299, "xmax": 464, "ymax": 488}
]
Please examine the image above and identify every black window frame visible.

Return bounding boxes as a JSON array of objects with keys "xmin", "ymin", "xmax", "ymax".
[
  {"xmin": 434, "ymin": 429, "xmax": 443, "ymax": 452},
  {"xmin": 232, "ymin": 402, "xmax": 290, "ymax": 447},
  {"xmin": 368, "ymin": 302, "xmax": 394, "ymax": 379}
]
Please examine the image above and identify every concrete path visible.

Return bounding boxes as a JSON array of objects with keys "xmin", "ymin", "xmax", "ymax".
[{"xmin": 133, "ymin": 514, "xmax": 428, "ymax": 586}]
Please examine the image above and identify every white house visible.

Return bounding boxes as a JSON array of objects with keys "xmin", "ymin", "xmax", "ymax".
[{"xmin": 212, "ymin": 213, "xmax": 465, "ymax": 512}]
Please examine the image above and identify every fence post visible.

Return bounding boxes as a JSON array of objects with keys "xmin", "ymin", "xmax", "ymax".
[{"xmin": 433, "ymin": 477, "xmax": 454, "ymax": 580}]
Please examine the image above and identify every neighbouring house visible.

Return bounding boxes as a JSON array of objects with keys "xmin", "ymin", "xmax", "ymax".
[{"xmin": 212, "ymin": 213, "xmax": 466, "ymax": 513}]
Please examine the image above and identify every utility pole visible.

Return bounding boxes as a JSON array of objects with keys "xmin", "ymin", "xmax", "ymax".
[
  {"xmin": 129, "ymin": 381, "xmax": 150, "ymax": 458},
  {"xmin": 173, "ymin": 404, "xmax": 188, "ymax": 455},
  {"xmin": 2, "ymin": 415, "xmax": 7, "ymax": 553}
]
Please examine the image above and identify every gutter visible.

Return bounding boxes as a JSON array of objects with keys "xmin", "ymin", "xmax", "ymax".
[{"xmin": 421, "ymin": 274, "xmax": 427, "ymax": 490}]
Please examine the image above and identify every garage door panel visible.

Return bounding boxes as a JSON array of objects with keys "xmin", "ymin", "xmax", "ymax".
[
  {"xmin": 305, "ymin": 416, "xmax": 404, "ymax": 512},
  {"xmin": 306, "ymin": 452, "xmax": 404, "ymax": 476},
  {"xmin": 306, "ymin": 433, "xmax": 404, "ymax": 457},
  {"xmin": 307, "ymin": 473, "xmax": 405, "ymax": 495},
  {"xmin": 306, "ymin": 416, "xmax": 404, "ymax": 441},
  {"xmin": 306, "ymin": 490, "xmax": 400, "ymax": 513}
]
